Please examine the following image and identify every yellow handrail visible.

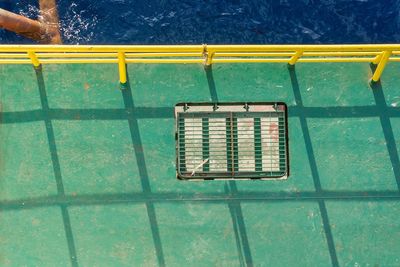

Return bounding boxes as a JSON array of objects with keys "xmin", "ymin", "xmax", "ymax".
[{"xmin": 0, "ymin": 44, "xmax": 399, "ymax": 83}]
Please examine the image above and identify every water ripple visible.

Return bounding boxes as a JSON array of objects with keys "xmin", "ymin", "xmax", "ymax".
[{"xmin": 0, "ymin": 0, "xmax": 400, "ymax": 44}]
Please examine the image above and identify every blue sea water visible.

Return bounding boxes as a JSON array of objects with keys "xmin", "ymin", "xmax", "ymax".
[{"xmin": 0, "ymin": 0, "xmax": 400, "ymax": 44}]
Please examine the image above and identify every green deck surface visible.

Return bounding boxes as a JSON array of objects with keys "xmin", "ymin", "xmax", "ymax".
[{"xmin": 1, "ymin": 62, "xmax": 400, "ymax": 266}]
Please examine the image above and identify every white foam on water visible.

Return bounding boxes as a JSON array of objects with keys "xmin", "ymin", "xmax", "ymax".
[{"xmin": 60, "ymin": 2, "xmax": 98, "ymax": 44}]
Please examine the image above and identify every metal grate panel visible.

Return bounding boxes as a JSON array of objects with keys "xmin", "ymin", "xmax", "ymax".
[{"xmin": 175, "ymin": 103, "xmax": 289, "ymax": 180}]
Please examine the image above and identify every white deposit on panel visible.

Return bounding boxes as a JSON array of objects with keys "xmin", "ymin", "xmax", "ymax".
[
  {"xmin": 184, "ymin": 118, "xmax": 203, "ymax": 172},
  {"xmin": 208, "ymin": 118, "xmax": 227, "ymax": 172},
  {"xmin": 261, "ymin": 116, "xmax": 280, "ymax": 172},
  {"xmin": 237, "ymin": 117, "xmax": 255, "ymax": 171}
]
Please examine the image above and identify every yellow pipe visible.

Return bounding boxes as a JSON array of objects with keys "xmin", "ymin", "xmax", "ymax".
[
  {"xmin": 288, "ymin": 51, "xmax": 303, "ymax": 65},
  {"xmin": 0, "ymin": 59, "xmax": 31, "ymax": 64},
  {"xmin": 215, "ymin": 52, "xmax": 294, "ymax": 57},
  {"xmin": 371, "ymin": 50, "xmax": 391, "ymax": 82},
  {"xmin": 125, "ymin": 59, "xmax": 203, "ymax": 64},
  {"xmin": 303, "ymin": 51, "xmax": 379, "ymax": 56},
  {"xmin": 0, "ymin": 57, "xmax": 383, "ymax": 65},
  {"xmin": 207, "ymin": 44, "xmax": 400, "ymax": 52},
  {"xmin": 0, "ymin": 53, "xmax": 28, "ymax": 58},
  {"xmin": 38, "ymin": 53, "xmax": 201, "ymax": 58},
  {"xmin": 0, "ymin": 51, "xmax": 382, "ymax": 59},
  {"xmin": 3, "ymin": 56, "xmax": 397, "ymax": 65},
  {"xmin": 298, "ymin": 57, "xmax": 375, "ymax": 63},
  {"xmin": 38, "ymin": 52, "xmax": 201, "ymax": 58},
  {"xmin": 213, "ymin": 57, "xmax": 376, "ymax": 63},
  {"xmin": 0, "ymin": 58, "xmax": 204, "ymax": 64},
  {"xmin": 27, "ymin": 51, "xmax": 40, "ymax": 67},
  {"xmin": 126, "ymin": 52, "xmax": 203, "ymax": 57},
  {"xmin": 387, "ymin": 58, "xmax": 400, "ymax": 62},
  {"xmin": 1, "ymin": 44, "xmax": 400, "ymax": 53},
  {"xmin": 212, "ymin": 58, "xmax": 290, "ymax": 63},
  {"xmin": 37, "ymin": 59, "xmax": 117, "ymax": 63},
  {"xmin": 37, "ymin": 52, "xmax": 117, "ymax": 58},
  {"xmin": 0, "ymin": 53, "xmax": 400, "ymax": 63},
  {"xmin": 117, "ymin": 52, "xmax": 127, "ymax": 84},
  {"xmin": 0, "ymin": 52, "xmax": 391, "ymax": 60}
]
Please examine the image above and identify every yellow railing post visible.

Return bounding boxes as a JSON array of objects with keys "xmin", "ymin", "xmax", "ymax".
[
  {"xmin": 204, "ymin": 52, "xmax": 214, "ymax": 66},
  {"xmin": 117, "ymin": 51, "xmax": 127, "ymax": 84},
  {"xmin": 27, "ymin": 51, "xmax": 40, "ymax": 67},
  {"xmin": 371, "ymin": 50, "xmax": 391, "ymax": 83},
  {"xmin": 288, "ymin": 50, "xmax": 303, "ymax": 65},
  {"xmin": 202, "ymin": 44, "xmax": 214, "ymax": 67}
]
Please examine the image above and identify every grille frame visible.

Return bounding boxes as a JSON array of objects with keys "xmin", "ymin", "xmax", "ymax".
[{"xmin": 175, "ymin": 102, "xmax": 289, "ymax": 180}]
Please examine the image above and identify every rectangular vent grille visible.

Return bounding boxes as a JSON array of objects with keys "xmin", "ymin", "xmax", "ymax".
[{"xmin": 175, "ymin": 103, "xmax": 289, "ymax": 180}]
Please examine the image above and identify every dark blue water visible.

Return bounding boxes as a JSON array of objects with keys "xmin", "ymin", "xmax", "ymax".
[{"xmin": 1, "ymin": 0, "xmax": 400, "ymax": 44}]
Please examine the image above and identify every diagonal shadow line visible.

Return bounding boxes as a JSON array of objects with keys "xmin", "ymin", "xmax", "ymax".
[
  {"xmin": 369, "ymin": 64, "xmax": 400, "ymax": 191},
  {"xmin": 206, "ymin": 66, "xmax": 254, "ymax": 267},
  {"xmin": 289, "ymin": 66, "xmax": 339, "ymax": 267},
  {"xmin": 225, "ymin": 184, "xmax": 245, "ymax": 267},
  {"xmin": 2, "ymin": 106, "xmax": 400, "ymax": 124},
  {"xmin": 206, "ymin": 66, "xmax": 219, "ymax": 103},
  {"xmin": 121, "ymin": 77, "xmax": 166, "ymax": 267},
  {"xmin": 227, "ymin": 182, "xmax": 254, "ymax": 267},
  {"xmin": 35, "ymin": 67, "xmax": 79, "ymax": 267}
]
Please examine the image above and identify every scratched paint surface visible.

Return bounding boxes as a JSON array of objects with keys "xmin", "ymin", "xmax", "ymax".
[{"xmin": 1, "ymin": 62, "xmax": 400, "ymax": 266}]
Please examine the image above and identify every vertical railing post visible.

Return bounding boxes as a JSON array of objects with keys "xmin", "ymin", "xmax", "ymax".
[
  {"xmin": 202, "ymin": 44, "xmax": 213, "ymax": 67},
  {"xmin": 118, "ymin": 51, "xmax": 127, "ymax": 84},
  {"xmin": 27, "ymin": 51, "xmax": 41, "ymax": 68},
  {"xmin": 204, "ymin": 52, "xmax": 214, "ymax": 66},
  {"xmin": 371, "ymin": 50, "xmax": 391, "ymax": 83},
  {"xmin": 288, "ymin": 50, "xmax": 303, "ymax": 66}
]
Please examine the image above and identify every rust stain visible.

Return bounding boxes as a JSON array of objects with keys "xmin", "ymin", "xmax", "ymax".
[
  {"xmin": 269, "ymin": 122, "xmax": 279, "ymax": 142},
  {"xmin": 84, "ymin": 82, "xmax": 90, "ymax": 90},
  {"xmin": 133, "ymin": 144, "xmax": 144, "ymax": 152},
  {"xmin": 31, "ymin": 218, "xmax": 41, "ymax": 226}
]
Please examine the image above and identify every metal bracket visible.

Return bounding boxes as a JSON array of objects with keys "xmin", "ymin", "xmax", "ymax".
[
  {"xmin": 244, "ymin": 102, "xmax": 250, "ymax": 111},
  {"xmin": 213, "ymin": 103, "xmax": 219, "ymax": 111}
]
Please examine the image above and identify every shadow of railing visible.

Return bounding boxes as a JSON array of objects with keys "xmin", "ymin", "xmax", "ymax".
[
  {"xmin": 35, "ymin": 67, "xmax": 79, "ymax": 267},
  {"xmin": 370, "ymin": 64, "xmax": 400, "ymax": 190},
  {"xmin": 206, "ymin": 66, "xmax": 254, "ymax": 266},
  {"xmin": 120, "ymin": 76, "xmax": 166, "ymax": 267},
  {"xmin": 288, "ymin": 66, "xmax": 339, "ymax": 267}
]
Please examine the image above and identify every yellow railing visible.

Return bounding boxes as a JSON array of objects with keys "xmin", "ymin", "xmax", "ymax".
[{"xmin": 0, "ymin": 44, "xmax": 399, "ymax": 84}]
